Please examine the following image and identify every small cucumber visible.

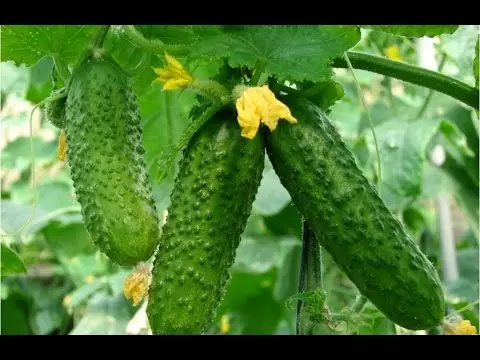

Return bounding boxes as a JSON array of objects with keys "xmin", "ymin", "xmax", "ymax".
[
  {"xmin": 147, "ymin": 108, "xmax": 265, "ymax": 334},
  {"xmin": 44, "ymin": 89, "xmax": 67, "ymax": 129},
  {"xmin": 264, "ymin": 95, "xmax": 445, "ymax": 330},
  {"xmin": 65, "ymin": 57, "xmax": 160, "ymax": 266}
]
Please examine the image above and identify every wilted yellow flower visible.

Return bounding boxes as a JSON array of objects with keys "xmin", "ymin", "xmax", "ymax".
[
  {"xmin": 385, "ymin": 45, "xmax": 402, "ymax": 62},
  {"xmin": 124, "ymin": 263, "xmax": 150, "ymax": 306},
  {"xmin": 443, "ymin": 319, "xmax": 477, "ymax": 335},
  {"xmin": 220, "ymin": 314, "xmax": 230, "ymax": 334},
  {"xmin": 235, "ymin": 85, "xmax": 297, "ymax": 139},
  {"xmin": 57, "ymin": 130, "xmax": 67, "ymax": 161},
  {"xmin": 153, "ymin": 52, "xmax": 193, "ymax": 90}
]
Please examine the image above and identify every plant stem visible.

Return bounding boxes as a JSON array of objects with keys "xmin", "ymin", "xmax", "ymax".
[
  {"xmin": 65, "ymin": 26, "xmax": 111, "ymax": 91},
  {"xmin": 91, "ymin": 25, "xmax": 111, "ymax": 48},
  {"xmin": 333, "ymin": 52, "xmax": 479, "ymax": 109},
  {"xmin": 121, "ymin": 25, "xmax": 189, "ymax": 56},
  {"xmin": 415, "ymin": 52, "xmax": 448, "ymax": 120},
  {"xmin": 53, "ymin": 55, "xmax": 71, "ymax": 84},
  {"xmin": 296, "ymin": 220, "xmax": 323, "ymax": 335},
  {"xmin": 350, "ymin": 295, "xmax": 368, "ymax": 313}
]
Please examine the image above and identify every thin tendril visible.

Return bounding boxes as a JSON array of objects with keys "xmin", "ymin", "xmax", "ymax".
[{"xmin": 343, "ymin": 52, "xmax": 382, "ymax": 185}]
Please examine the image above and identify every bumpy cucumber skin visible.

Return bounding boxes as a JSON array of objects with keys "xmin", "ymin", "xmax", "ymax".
[
  {"xmin": 45, "ymin": 90, "xmax": 67, "ymax": 129},
  {"xmin": 264, "ymin": 95, "xmax": 445, "ymax": 330},
  {"xmin": 147, "ymin": 109, "xmax": 265, "ymax": 334},
  {"xmin": 65, "ymin": 58, "xmax": 160, "ymax": 266}
]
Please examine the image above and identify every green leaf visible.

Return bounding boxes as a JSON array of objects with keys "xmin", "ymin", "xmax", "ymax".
[
  {"xmin": 447, "ymin": 248, "xmax": 479, "ymax": 302},
  {"xmin": 273, "ymin": 244, "xmax": 301, "ymax": 302},
  {"xmin": 440, "ymin": 155, "xmax": 479, "ymax": 237},
  {"xmin": 252, "ymin": 158, "xmax": 291, "ymax": 216},
  {"xmin": 0, "ymin": 292, "xmax": 33, "ymax": 334},
  {"xmin": 1, "ymin": 136, "xmax": 57, "ymax": 173},
  {"xmin": 191, "ymin": 25, "xmax": 361, "ymax": 83},
  {"xmin": 362, "ymin": 25, "xmax": 459, "ymax": 38},
  {"xmin": 367, "ymin": 118, "xmax": 441, "ymax": 212},
  {"xmin": 139, "ymin": 83, "xmax": 198, "ymax": 172},
  {"xmin": 303, "ymin": 79, "xmax": 345, "ymax": 112},
  {"xmin": 0, "ymin": 61, "xmax": 30, "ymax": 97},
  {"xmin": 135, "ymin": 25, "xmax": 199, "ymax": 45},
  {"xmin": 438, "ymin": 118, "xmax": 475, "ymax": 158},
  {"xmin": 69, "ymin": 291, "xmax": 134, "ymax": 335},
  {"xmin": 233, "ymin": 236, "xmax": 300, "ymax": 274},
  {"xmin": 367, "ymin": 116, "xmax": 475, "ymax": 213},
  {"xmin": 0, "ymin": 200, "xmax": 47, "ymax": 238},
  {"xmin": 1, "ymin": 243, "xmax": 27, "ymax": 276},
  {"xmin": 262, "ymin": 202, "xmax": 302, "ymax": 237},
  {"xmin": 62, "ymin": 254, "xmax": 111, "ymax": 287},
  {"xmin": 402, "ymin": 205, "xmax": 427, "ymax": 240},
  {"xmin": 1, "ymin": 25, "xmax": 98, "ymax": 66},
  {"xmin": 474, "ymin": 36, "xmax": 479, "ymax": 88},
  {"xmin": 216, "ymin": 270, "xmax": 284, "ymax": 334},
  {"xmin": 63, "ymin": 277, "xmax": 107, "ymax": 312},
  {"xmin": 41, "ymin": 222, "xmax": 96, "ymax": 262},
  {"xmin": 26, "ymin": 56, "xmax": 54, "ymax": 104}
]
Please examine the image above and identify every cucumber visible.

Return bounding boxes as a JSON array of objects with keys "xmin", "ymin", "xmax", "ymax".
[
  {"xmin": 64, "ymin": 57, "xmax": 160, "ymax": 266},
  {"xmin": 264, "ymin": 95, "xmax": 445, "ymax": 330},
  {"xmin": 147, "ymin": 108, "xmax": 265, "ymax": 334},
  {"xmin": 44, "ymin": 89, "xmax": 67, "ymax": 129}
]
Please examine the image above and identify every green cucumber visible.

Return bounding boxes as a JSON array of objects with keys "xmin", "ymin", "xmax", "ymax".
[
  {"xmin": 44, "ymin": 89, "xmax": 67, "ymax": 129},
  {"xmin": 64, "ymin": 57, "xmax": 160, "ymax": 266},
  {"xmin": 264, "ymin": 95, "xmax": 445, "ymax": 330},
  {"xmin": 147, "ymin": 108, "xmax": 265, "ymax": 334}
]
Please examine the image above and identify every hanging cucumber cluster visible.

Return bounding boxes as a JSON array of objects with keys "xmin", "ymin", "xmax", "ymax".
[{"xmin": 43, "ymin": 31, "xmax": 445, "ymax": 335}]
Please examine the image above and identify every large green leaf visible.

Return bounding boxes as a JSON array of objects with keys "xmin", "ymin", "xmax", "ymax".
[
  {"xmin": 1, "ymin": 243, "xmax": 27, "ymax": 276},
  {"xmin": 362, "ymin": 25, "xmax": 459, "ymax": 37},
  {"xmin": 1, "ymin": 25, "xmax": 98, "ymax": 66},
  {"xmin": 191, "ymin": 25, "xmax": 361, "ymax": 83}
]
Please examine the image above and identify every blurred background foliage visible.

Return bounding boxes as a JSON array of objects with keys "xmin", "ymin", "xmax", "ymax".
[{"xmin": 1, "ymin": 25, "xmax": 479, "ymax": 335}]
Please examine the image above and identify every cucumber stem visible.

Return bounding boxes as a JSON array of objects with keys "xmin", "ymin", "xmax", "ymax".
[
  {"xmin": 65, "ymin": 26, "xmax": 111, "ymax": 92},
  {"xmin": 53, "ymin": 55, "xmax": 71, "ymax": 84},
  {"xmin": 332, "ymin": 51, "xmax": 479, "ymax": 110},
  {"xmin": 296, "ymin": 220, "xmax": 324, "ymax": 335},
  {"xmin": 121, "ymin": 25, "xmax": 189, "ymax": 57},
  {"xmin": 91, "ymin": 25, "xmax": 111, "ymax": 48},
  {"xmin": 350, "ymin": 295, "xmax": 368, "ymax": 313}
]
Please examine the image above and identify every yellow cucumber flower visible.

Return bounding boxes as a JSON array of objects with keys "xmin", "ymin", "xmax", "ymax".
[
  {"xmin": 57, "ymin": 130, "xmax": 67, "ymax": 161},
  {"xmin": 220, "ymin": 314, "xmax": 230, "ymax": 334},
  {"xmin": 385, "ymin": 45, "xmax": 402, "ymax": 62},
  {"xmin": 153, "ymin": 52, "xmax": 193, "ymax": 90},
  {"xmin": 443, "ymin": 319, "xmax": 477, "ymax": 335},
  {"xmin": 123, "ymin": 263, "xmax": 150, "ymax": 306},
  {"xmin": 235, "ymin": 85, "xmax": 297, "ymax": 139}
]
